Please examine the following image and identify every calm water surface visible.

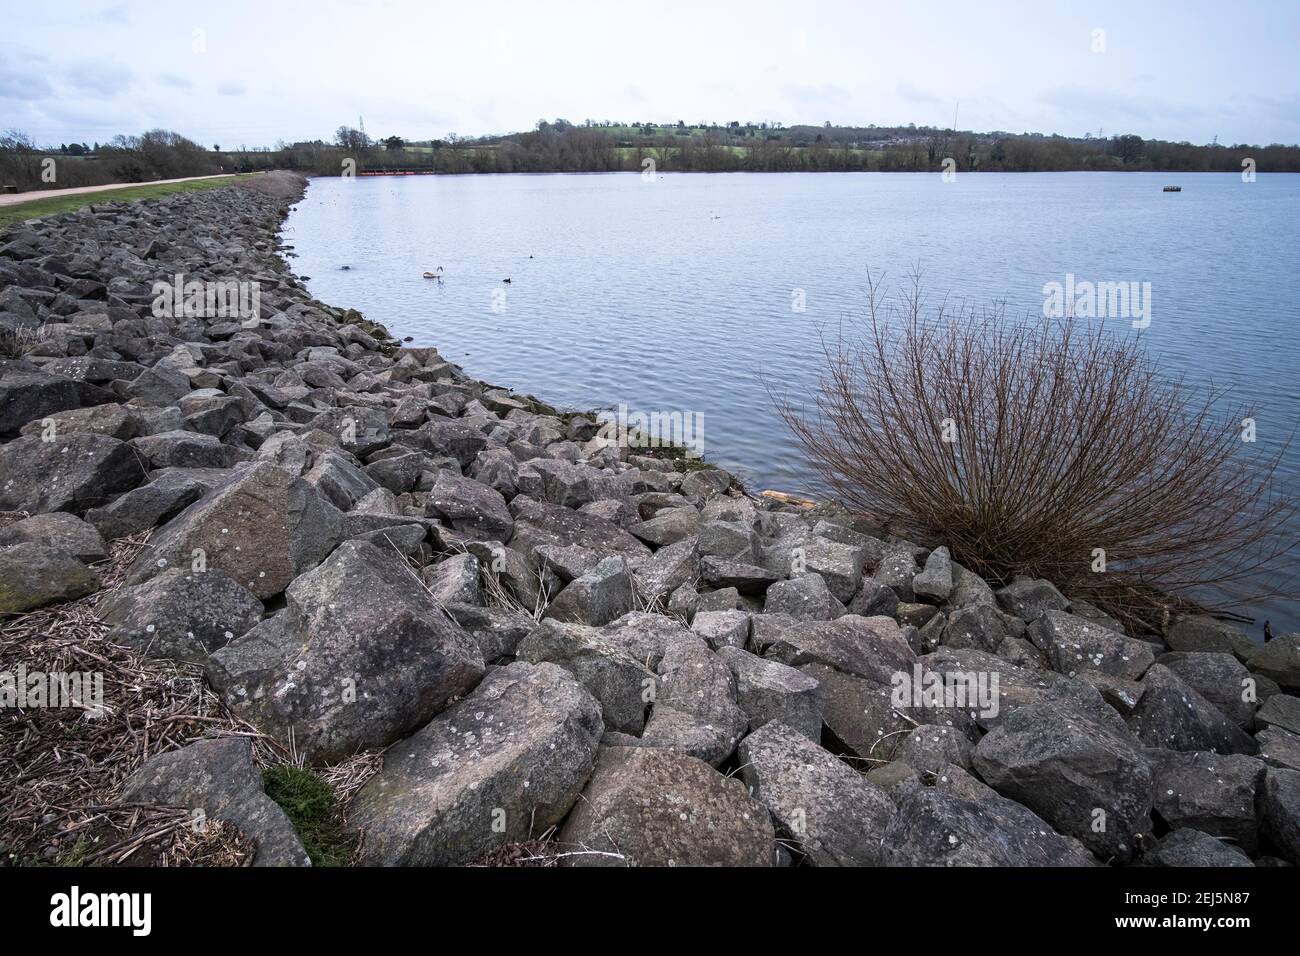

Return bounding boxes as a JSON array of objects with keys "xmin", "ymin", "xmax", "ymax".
[{"xmin": 285, "ymin": 171, "xmax": 1300, "ymax": 632}]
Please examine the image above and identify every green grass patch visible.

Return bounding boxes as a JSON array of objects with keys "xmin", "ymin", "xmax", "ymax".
[
  {"xmin": 262, "ymin": 765, "xmax": 355, "ymax": 867},
  {"xmin": 0, "ymin": 175, "xmax": 247, "ymax": 228}
]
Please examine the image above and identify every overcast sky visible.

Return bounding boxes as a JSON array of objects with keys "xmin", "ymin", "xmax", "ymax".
[{"xmin": 4, "ymin": 0, "xmax": 1298, "ymax": 148}]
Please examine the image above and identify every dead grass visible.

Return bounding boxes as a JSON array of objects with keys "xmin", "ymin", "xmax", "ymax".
[{"xmin": 0, "ymin": 532, "xmax": 298, "ymax": 866}]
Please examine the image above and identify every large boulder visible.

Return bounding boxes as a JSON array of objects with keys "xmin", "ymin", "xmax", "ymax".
[
  {"xmin": 119, "ymin": 736, "xmax": 309, "ymax": 867},
  {"xmin": 0, "ymin": 433, "xmax": 146, "ymax": 515},
  {"xmin": 0, "ymin": 511, "xmax": 106, "ymax": 562},
  {"xmin": 1127, "ymin": 664, "xmax": 1257, "ymax": 755},
  {"xmin": 1143, "ymin": 828, "xmax": 1252, "ymax": 867},
  {"xmin": 1029, "ymin": 610, "xmax": 1155, "ymax": 681},
  {"xmin": 1158, "ymin": 652, "xmax": 1256, "ymax": 729},
  {"xmin": 1167, "ymin": 614, "xmax": 1255, "ymax": 661},
  {"xmin": 995, "ymin": 576, "xmax": 1069, "ymax": 623},
  {"xmin": 127, "ymin": 462, "xmax": 342, "ymax": 600},
  {"xmin": 428, "ymin": 471, "xmax": 513, "ymax": 542},
  {"xmin": 754, "ymin": 614, "xmax": 916, "ymax": 685},
  {"xmin": 1247, "ymin": 634, "xmax": 1300, "ymax": 692},
  {"xmin": 973, "ymin": 700, "xmax": 1153, "ymax": 863},
  {"xmin": 517, "ymin": 618, "xmax": 656, "ymax": 734},
  {"xmin": 99, "ymin": 568, "xmax": 263, "ymax": 664},
  {"xmin": 912, "ymin": 546, "xmax": 954, "ymax": 603},
  {"xmin": 509, "ymin": 497, "xmax": 650, "ymax": 563},
  {"xmin": 640, "ymin": 637, "xmax": 747, "ymax": 766},
  {"xmin": 763, "ymin": 573, "xmax": 846, "ymax": 621},
  {"xmin": 0, "ymin": 367, "xmax": 83, "ymax": 435},
  {"xmin": 1145, "ymin": 749, "xmax": 1266, "ymax": 853},
  {"xmin": 84, "ymin": 467, "xmax": 217, "ymax": 540},
  {"xmin": 0, "ymin": 542, "xmax": 100, "ymax": 613},
  {"xmin": 1260, "ymin": 768, "xmax": 1300, "ymax": 865},
  {"xmin": 349, "ymin": 662, "xmax": 602, "ymax": 865},
  {"xmin": 543, "ymin": 556, "xmax": 635, "ymax": 627},
  {"xmin": 883, "ymin": 788, "xmax": 1094, "ymax": 866},
  {"xmin": 206, "ymin": 540, "xmax": 485, "ymax": 763},
  {"xmin": 717, "ymin": 647, "xmax": 823, "ymax": 741},
  {"xmin": 557, "ymin": 746, "xmax": 775, "ymax": 866},
  {"xmin": 739, "ymin": 721, "xmax": 895, "ymax": 866}
]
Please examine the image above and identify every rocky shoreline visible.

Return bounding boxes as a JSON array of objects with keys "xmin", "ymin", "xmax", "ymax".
[{"xmin": 2, "ymin": 171, "xmax": 1299, "ymax": 867}]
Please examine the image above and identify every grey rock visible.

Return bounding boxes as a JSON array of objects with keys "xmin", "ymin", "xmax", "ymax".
[
  {"xmin": 900, "ymin": 724, "xmax": 976, "ymax": 772},
  {"xmin": 443, "ymin": 603, "xmax": 533, "ymax": 663},
  {"xmin": 739, "ymin": 721, "xmax": 896, "ymax": 866},
  {"xmin": 1257, "ymin": 726, "xmax": 1300, "ymax": 772},
  {"xmin": 1167, "ymin": 614, "xmax": 1256, "ymax": 661},
  {"xmin": 629, "ymin": 537, "xmax": 698, "ymax": 605},
  {"xmin": 509, "ymin": 497, "xmax": 650, "ymax": 564},
  {"xmin": 641, "ymin": 638, "xmax": 746, "ymax": 766},
  {"xmin": 308, "ymin": 405, "xmax": 390, "ymax": 457},
  {"xmin": 883, "ymin": 788, "xmax": 1093, "ymax": 866},
  {"xmin": 717, "ymin": 646, "xmax": 822, "ymax": 740},
  {"xmin": 420, "ymin": 553, "xmax": 483, "ymax": 606},
  {"xmin": 84, "ymin": 468, "xmax": 216, "ymax": 540},
  {"xmin": 1143, "ymin": 829, "xmax": 1252, "ymax": 867},
  {"xmin": 127, "ymin": 461, "xmax": 343, "ymax": 600},
  {"xmin": 120, "ymin": 737, "xmax": 309, "ymax": 867},
  {"xmin": 973, "ymin": 699, "xmax": 1152, "ymax": 862},
  {"xmin": 0, "ymin": 511, "xmax": 106, "ymax": 562},
  {"xmin": 100, "ymin": 568, "xmax": 263, "ymax": 664},
  {"xmin": 1247, "ymin": 634, "xmax": 1300, "ymax": 692},
  {"xmin": 544, "ymin": 556, "xmax": 635, "ymax": 627},
  {"xmin": 1031, "ymin": 610, "xmax": 1155, "ymax": 681},
  {"xmin": 1261, "ymin": 768, "xmax": 1300, "ymax": 865},
  {"xmin": 130, "ymin": 429, "xmax": 246, "ymax": 469},
  {"xmin": 206, "ymin": 540, "xmax": 485, "ymax": 763},
  {"xmin": 349, "ymin": 662, "xmax": 603, "ymax": 866},
  {"xmin": 557, "ymin": 746, "xmax": 775, "ymax": 866},
  {"xmin": 696, "ymin": 519, "xmax": 759, "ymax": 562},
  {"xmin": 18, "ymin": 403, "xmax": 136, "ymax": 441},
  {"xmin": 0, "ymin": 433, "xmax": 146, "ymax": 515},
  {"xmin": 847, "ymin": 580, "xmax": 900, "ymax": 618},
  {"xmin": 690, "ymin": 609, "xmax": 750, "ymax": 650},
  {"xmin": 517, "ymin": 618, "xmax": 655, "ymax": 734},
  {"xmin": 763, "ymin": 573, "xmax": 846, "ymax": 620},
  {"xmin": 0, "ymin": 542, "xmax": 100, "ymax": 613},
  {"xmin": 428, "ymin": 471, "xmax": 513, "ymax": 541},
  {"xmin": 1145, "ymin": 749, "xmax": 1266, "ymax": 853},
  {"xmin": 699, "ymin": 555, "xmax": 779, "ymax": 594},
  {"xmin": 995, "ymin": 576, "xmax": 1069, "ymax": 623},
  {"xmin": 1159, "ymin": 651, "xmax": 1256, "ymax": 729},
  {"xmin": 1128, "ymin": 664, "xmax": 1258, "ymax": 755},
  {"xmin": 912, "ymin": 546, "xmax": 954, "ymax": 603},
  {"xmin": 942, "ymin": 603, "xmax": 1025, "ymax": 653},
  {"xmin": 1257, "ymin": 694, "xmax": 1300, "ymax": 736},
  {"xmin": 754, "ymin": 613, "xmax": 916, "ymax": 685}
]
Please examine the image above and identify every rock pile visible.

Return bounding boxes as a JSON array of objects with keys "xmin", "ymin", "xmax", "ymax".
[{"xmin": 2, "ymin": 172, "xmax": 1298, "ymax": 867}]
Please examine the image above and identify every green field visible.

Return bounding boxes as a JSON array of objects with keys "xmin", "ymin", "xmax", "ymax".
[{"xmin": 0, "ymin": 175, "xmax": 247, "ymax": 227}]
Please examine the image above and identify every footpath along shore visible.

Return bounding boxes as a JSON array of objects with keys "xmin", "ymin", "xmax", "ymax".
[{"xmin": 1, "ymin": 170, "xmax": 1299, "ymax": 867}]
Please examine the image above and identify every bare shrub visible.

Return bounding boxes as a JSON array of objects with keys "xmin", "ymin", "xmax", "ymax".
[
  {"xmin": 0, "ymin": 324, "xmax": 48, "ymax": 359},
  {"xmin": 776, "ymin": 275, "xmax": 1297, "ymax": 628}
]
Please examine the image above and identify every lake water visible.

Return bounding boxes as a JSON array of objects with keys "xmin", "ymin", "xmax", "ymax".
[{"xmin": 284, "ymin": 171, "xmax": 1300, "ymax": 632}]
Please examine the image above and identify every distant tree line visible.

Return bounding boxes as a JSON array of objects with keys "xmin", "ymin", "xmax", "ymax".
[
  {"xmin": 4, "ymin": 121, "xmax": 1298, "ymax": 194},
  {"xmin": 0, "ymin": 128, "xmax": 223, "ymax": 193}
]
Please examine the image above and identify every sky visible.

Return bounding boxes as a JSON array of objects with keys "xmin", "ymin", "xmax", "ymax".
[{"xmin": 3, "ymin": 0, "xmax": 1298, "ymax": 148}]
